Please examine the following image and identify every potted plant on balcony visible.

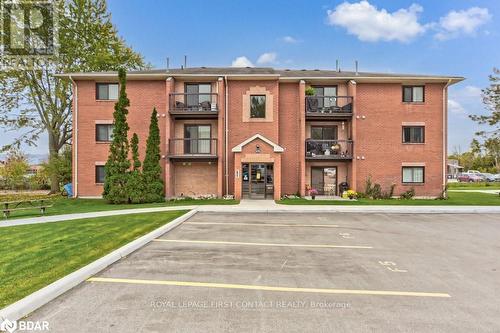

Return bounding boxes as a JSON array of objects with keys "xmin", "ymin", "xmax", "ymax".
[
  {"xmin": 305, "ymin": 86, "xmax": 315, "ymax": 96},
  {"xmin": 309, "ymin": 188, "xmax": 318, "ymax": 200},
  {"xmin": 331, "ymin": 143, "xmax": 341, "ymax": 155}
]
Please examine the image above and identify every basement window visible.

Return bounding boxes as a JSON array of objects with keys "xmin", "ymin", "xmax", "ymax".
[
  {"xmin": 402, "ymin": 166, "xmax": 424, "ymax": 184},
  {"xmin": 95, "ymin": 166, "xmax": 106, "ymax": 184}
]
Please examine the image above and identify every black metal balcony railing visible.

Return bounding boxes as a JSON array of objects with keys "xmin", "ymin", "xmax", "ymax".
[
  {"xmin": 168, "ymin": 138, "xmax": 217, "ymax": 157},
  {"xmin": 169, "ymin": 93, "xmax": 218, "ymax": 112},
  {"xmin": 305, "ymin": 139, "xmax": 353, "ymax": 159},
  {"xmin": 305, "ymin": 96, "xmax": 353, "ymax": 114}
]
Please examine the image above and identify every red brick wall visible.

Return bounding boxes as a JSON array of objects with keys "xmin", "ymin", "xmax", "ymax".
[
  {"xmin": 355, "ymin": 83, "xmax": 445, "ymax": 197},
  {"xmin": 173, "ymin": 161, "xmax": 217, "ymax": 196},
  {"xmin": 279, "ymin": 83, "xmax": 301, "ymax": 195},
  {"xmin": 74, "ymin": 77, "xmax": 446, "ymax": 199},
  {"xmin": 75, "ymin": 79, "xmax": 166, "ymax": 197},
  {"xmin": 227, "ymin": 80, "xmax": 280, "ymax": 195}
]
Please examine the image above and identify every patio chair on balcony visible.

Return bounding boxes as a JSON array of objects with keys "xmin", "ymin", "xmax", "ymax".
[
  {"xmin": 200, "ymin": 101, "xmax": 211, "ymax": 111},
  {"xmin": 341, "ymin": 103, "xmax": 352, "ymax": 113},
  {"xmin": 175, "ymin": 101, "xmax": 186, "ymax": 109},
  {"xmin": 306, "ymin": 98, "xmax": 319, "ymax": 113},
  {"xmin": 306, "ymin": 141, "xmax": 321, "ymax": 156}
]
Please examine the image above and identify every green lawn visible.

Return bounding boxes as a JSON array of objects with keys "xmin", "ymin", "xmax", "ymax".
[
  {"xmin": 278, "ymin": 191, "xmax": 500, "ymax": 206},
  {"xmin": 0, "ymin": 210, "xmax": 188, "ymax": 308},
  {"xmin": 0, "ymin": 197, "xmax": 237, "ymax": 220}
]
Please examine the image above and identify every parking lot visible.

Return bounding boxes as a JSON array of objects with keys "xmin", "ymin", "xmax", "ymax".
[{"xmin": 28, "ymin": 212, "xmax": 500, "ymax": 332}]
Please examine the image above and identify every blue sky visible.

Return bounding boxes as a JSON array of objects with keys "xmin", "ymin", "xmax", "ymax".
[{"xmin": 6, "ymin": 0, "xmax": 499, "ymax": 157}]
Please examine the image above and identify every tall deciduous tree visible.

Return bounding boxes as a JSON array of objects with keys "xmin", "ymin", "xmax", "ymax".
[
  {"xmin": 0, "ymin": 0, "xmax": 145, "ymax": 193},
  {"xmin": 142, "ymin": 108, "xmax": 164, "ymax": 202},
  {"xmin": 469, "ymin": 67, "xmax": 500, "ymax": 172},
  {"xmin": 470, "ymin": 68, "xmax": 499, "ymax": 136},
  {"xmin": 103, "ymin": 68, "xmax": 131, "ymax": 203}
]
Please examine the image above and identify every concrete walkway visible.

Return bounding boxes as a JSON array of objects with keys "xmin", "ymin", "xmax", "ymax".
[
  {"xmin": 2, "ymin": 200, "xmax": 500, "ymax": 228},
  {"xmin": 0, "ymin": 206, "xmax": 197, "ymax": 228},
  {"xmin": 449, "ymin": 189, "xmax": 500, "ymax": 194}
]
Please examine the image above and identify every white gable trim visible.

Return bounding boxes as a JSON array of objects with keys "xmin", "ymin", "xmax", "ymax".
[{"xmin": 232, "ymin": 134, "xmax": 284, "ymax": 153}]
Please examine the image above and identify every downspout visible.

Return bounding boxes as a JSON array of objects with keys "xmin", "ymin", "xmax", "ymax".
[
  {"xmin": 224, "ymin": 75, "xmax": 229, "ymax": 195},
  {"xmin": 443, "ymin": 79, "xmax": 452, "ymax": 197},
  {"xmin": 69, "ymin": 75, "xmax": 78, "ymax": 198}
]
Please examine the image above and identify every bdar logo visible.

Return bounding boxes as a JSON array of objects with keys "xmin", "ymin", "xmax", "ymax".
[{"xmin": 0, "ymin": 319, "xmax": 17, "ymax": 333}]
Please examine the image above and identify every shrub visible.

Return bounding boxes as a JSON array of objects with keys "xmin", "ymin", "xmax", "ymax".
[
  {"xmin": 364, "ymin": 176, "xmax": 373, "ymax": 197},
  {"xmin": 380, "ymin": 184, "xmax": 396, "ymax": 199},
  {"xmin": 400, "ymin": 188, "xmax": 416, "ymax": 200},
  {"xmin": 371, "ymin": 184, "xmax": 382, "ymax": 199}
]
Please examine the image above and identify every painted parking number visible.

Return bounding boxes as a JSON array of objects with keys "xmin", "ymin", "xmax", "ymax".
[
  {"xmin": 339, "ymin": 232, "xmax": 353, "ymax": 239},
  {"xmin": 378, "ymin": 261, "xmax": 408, "ymax": 273}
]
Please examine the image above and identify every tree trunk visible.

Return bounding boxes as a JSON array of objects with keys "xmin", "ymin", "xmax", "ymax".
[{"xmin": 48, "ymin": 132, "xmax": 60, "ymax": 194}]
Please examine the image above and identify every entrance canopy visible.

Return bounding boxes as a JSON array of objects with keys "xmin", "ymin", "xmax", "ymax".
[
  {"xmin": 232, "ymin": 134, "xmax": 283, "ymax": 200},
  {"xmin": 232, "ymin": 134, "xmax": 284, "ymax": 153}
]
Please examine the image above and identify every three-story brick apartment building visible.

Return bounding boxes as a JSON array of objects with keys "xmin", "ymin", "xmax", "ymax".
[{"xmin": 60, "ymin": 67, "xmax": 463, "ymax": 200}]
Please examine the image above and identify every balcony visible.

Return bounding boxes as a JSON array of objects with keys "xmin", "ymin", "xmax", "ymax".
[
  {"xmin": 169, "ymin": 93, "xmax": 219, "ymax": 118},
  {"xmin": 305, "ymin": 96, "xmax": 353, "ymax": 119},
  {"xmin": 305, "ymin": 139, "xmax": 353, "ymax": 160},
  {"xmin": 168, "ymin": 138, "xmax": 218, "ymax": 160}
]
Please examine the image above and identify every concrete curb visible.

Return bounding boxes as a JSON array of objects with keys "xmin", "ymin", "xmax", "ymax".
[
  {"xmin": 197, "ymin": 205, "xmax": 500, "ymax": 214},
  {"xmin": 0, "ymin": 209, "xmax": 197, "ymax": 322}
]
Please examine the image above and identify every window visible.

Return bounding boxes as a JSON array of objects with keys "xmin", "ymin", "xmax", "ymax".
[
  {"xmin": 311, "ymin": 126, "xmax": 338, "ymax": 140},
  {"xmin": 95, "ymin": 124, "xmax": 114, "ymax": 142},
  {"xmin": 403, "ymin": 126, "xmax": 424, "ymax": 143},
  {"xmin": 184, "ymin": 125, "xmax": 211, "ymax": 154},
  {"xmin": 313, "ymin": 86, "xmax": 338, "ymax": 108},
  {"xmin": 250, "ymin": 95, "xmax": 266, "ymax": 118},
  {"xmin": 403, "ymin": 86, "xmax": 424, "ymax": 103},
  {"xmin": 185, "ymin": 83, "xmax": 211, "ymax": 107},
  {"xmin": 96, "ymin": 83, "xmax": 118, "ymax": 100},
  {"xmin": 95, "ymin": 166, "xmax": 106, "ymax": 183},
  {"xmin": 402, "ymin": 167, "xmax": 424, "ymax": 183}
]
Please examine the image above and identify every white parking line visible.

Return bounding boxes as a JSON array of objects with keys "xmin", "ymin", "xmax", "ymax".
[
  {"xmin": 153, "ymin": 239, "xmax": 372, "ymax": 249},
  {"xmin": 185, "ymin": 222, "xmax": 339, "ymax": 228},
  {"xmin": 88, "ymin": 277, "xmax": 451, "ymax": 298}
]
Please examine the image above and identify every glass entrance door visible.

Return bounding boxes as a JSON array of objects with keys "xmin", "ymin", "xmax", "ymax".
[
  {"xmin": 242, "ymin": 163, "xmax": 274, "ymax": 199},
  {"xmin": 311, "ymin": 167, "xmax": 337, "ymax": 196}
]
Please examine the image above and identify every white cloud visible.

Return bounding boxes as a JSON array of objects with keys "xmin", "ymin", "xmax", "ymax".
[
  {"xmin": 435, "ymin": 7, "xmax": 491, "ymax": 40},
  {"xmin": 231, "ymin": 56, "xmax": 254, "ymax": 67},
  {"xmin": 257, "ymin": 52, "xmax": 277, "ymax": 65},
  {"xmin": 448, "ymin": 99, "xmax": 466, "ymax": 114},
  {"xmin": 326, "ymin": 1, "xmax": 426, "ymax": 42},
  {"xmin": 463, "ymin": 85, "xmax": 482, "ymax": 98},
  {"xmin": 282, "ymin": 36, "xmax": 299, "ymax": 43}
]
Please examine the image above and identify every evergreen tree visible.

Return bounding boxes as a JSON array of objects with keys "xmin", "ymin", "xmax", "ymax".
[
  {"xmin": 127, "ymin": 133, "xmax": 145, "ymax": 203},
  {"xmin": 103, "ymin": 68, "xmax": 131, "ymax": 203},
  {"xmin": 142, "ymin": 108, "xmax": 164, "ymax": 202}
]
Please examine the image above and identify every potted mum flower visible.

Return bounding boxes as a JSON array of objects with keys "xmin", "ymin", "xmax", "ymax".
[
  {"xmin": 309, "ymin": 188, "xmax": 318, "ymax": 200},
  {"xmin": 346, "ymin": 190, "xmax": 357, "ymax": 200}
]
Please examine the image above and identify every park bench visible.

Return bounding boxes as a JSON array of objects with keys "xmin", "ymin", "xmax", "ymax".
[{"xmin": 1, "ymin": 199, "xmax": 53, "ymax": 219}]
